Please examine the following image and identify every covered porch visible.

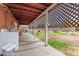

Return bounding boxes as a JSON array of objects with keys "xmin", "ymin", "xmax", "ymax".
[{"xmin": 15, "ymin": 33, "xmax": 65, "ymax": 56}]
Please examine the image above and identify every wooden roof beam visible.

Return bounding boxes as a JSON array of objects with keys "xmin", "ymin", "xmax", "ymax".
[
  {"xmin": 5, "ymin": 4, "xmax": 42, "ymax": 14},
  {"xmin": 11, "ymin": 11, "xmax": 37, "ymax": 18},
  {"xmin": 40, "ymin": 3, "xmax": 51, "ymax": 6},
  {"xmin": 14, "ymin": 15, "xmax": 34, "ymax": 20},
  {"xmin": 9, "ymin": 8, "xmax": 39, "ymax": 16},
  {"xmin": 22, "ymin": 3, "xmax": 48, "ymax": 10}
]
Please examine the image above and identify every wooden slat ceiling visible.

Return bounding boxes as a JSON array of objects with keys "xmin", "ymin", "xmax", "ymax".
[{"xmin": 5, "ymin": 3, "xmax": 51, "ymax": 25}]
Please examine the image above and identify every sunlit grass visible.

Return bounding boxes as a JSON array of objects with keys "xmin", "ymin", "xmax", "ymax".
[
  {"xmin": 36, "ymin": 31, "xmax": 45, "ymax": 37},
  {"xmin": 36, "ymin": 31, "xmax": 69, "ymax": 49},
  {"xmin": 48, "ymin": 31, "xmax": 66, "ymax": 36},
  {"xmin": 48, "ymin": 40, "xmax": 69, "ymax": 49},
  {"xmin": 36, "ymin": 31, "xmax": 66, "ymax": 37}
]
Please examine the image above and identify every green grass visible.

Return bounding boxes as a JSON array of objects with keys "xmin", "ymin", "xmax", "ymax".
[
  {"xmin": 48, "ymin": 31, "xmax": 66, "ymax": 36},
  {"xmin": 36, "ymin": 31, "xmax": 66, "ymax": 37},
  {"xmin": 48, "ymin": 40, "xmax": 69, "ymax": 49},
  {"xmin": 36, "ymin": 31, "xmax": 45, "ymax": 37},
  {"xmin": 36, "ymin": 31, "xmax": 69, "ymax": 49}
]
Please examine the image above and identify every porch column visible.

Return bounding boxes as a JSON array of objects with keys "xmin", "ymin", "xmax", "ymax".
[
  {"xmin": 45, "ymin": 10, "xmax": 48, "ymax": 46},
  {"xmin": 34, "ymin": 20, "xmax": 37, "ymax": 37},
  {"xmin": 30, "ymin": 24, "xmax": 32, "ymax": 33}
]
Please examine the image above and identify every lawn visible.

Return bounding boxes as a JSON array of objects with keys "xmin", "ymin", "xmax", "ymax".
[
  {"xmin": 36, "ymin": 31, "xmax": 79, "ymax": 56},
  {"xmin": 36, "ymin": 31, "xmax": 66, "ymax": 37},
  {"xmin": 36, "ymin": 31, "xmax": 69, "ymax": 49},
  {"xmin": 48, "ymin": 31, "xmax": 66, "ymax": 36},
  {"xmin": 48, "ymin": 40, "xmax": 69, "ymax": 49}
]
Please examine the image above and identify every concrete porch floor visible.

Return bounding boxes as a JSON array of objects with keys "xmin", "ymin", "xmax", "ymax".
[{"xmin": 15, "ymin": 33, "xmax": 65, "ymax": 56}]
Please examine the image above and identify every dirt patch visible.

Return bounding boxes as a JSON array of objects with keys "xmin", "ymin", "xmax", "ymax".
[
  {"xmin": 58, "ymin": 47, "xmax": 79, "ymax": 56},
  {"xmin": 49, "ymin": 35, "xmax": 79, "ymax": 47},
  {"xmin": 49, "ymin": 34, "xmax": 79, "ymax": 56}
]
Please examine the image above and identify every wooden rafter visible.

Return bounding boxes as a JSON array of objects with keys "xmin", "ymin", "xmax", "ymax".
[
  {"xmin": 9, "ymin": 8, "xmax": 39, "ymax": 16},
  {"xmin": 5, "ymin": 3, "xmax": 51, "ymax": 25},
  {"xmin": 5, "ymin": 4, "xmax": 42, "ymax": 14}
]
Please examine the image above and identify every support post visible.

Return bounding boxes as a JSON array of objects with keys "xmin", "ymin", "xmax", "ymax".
[
  {"xmin": 45, "ymin": 10, "xmax": 48, "ymax": 46},
  {"xmin": 34, "ymin": 20, "xmax": 36, "ymax": 37},
  {"xmin": 30, "ymin": 24, "xmax": 32, "ymax": 33}
]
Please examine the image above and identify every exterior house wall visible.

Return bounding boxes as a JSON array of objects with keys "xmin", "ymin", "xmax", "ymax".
[
  {"xmin": 0, "ymin": 5, "xmax": 7, "ymax": 28},
  {"xmin": 0, "ymin": 4, "xmax": 18, "ymax": 29}
]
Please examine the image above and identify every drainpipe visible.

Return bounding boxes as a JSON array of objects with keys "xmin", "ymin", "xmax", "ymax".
[{"xmin": 45, "ymin": 10, "xmax": 48, "ymax": 46}]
